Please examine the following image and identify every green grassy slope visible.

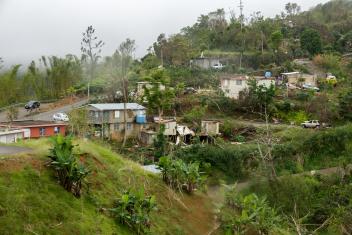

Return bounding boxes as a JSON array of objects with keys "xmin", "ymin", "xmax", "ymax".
[{"xmin": 0, "ymin": 139, "xmax": 214, "ymax": 235}]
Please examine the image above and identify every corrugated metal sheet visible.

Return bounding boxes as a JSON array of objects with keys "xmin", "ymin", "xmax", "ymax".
[{"xmin": 89, "ymin": 103, "xmax": 146, "ymax": 111}]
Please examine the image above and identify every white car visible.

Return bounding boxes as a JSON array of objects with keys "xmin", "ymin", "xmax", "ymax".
[
  {"xmin": 53, "ymin": 113, "xmax": 69, "ymax": 122},
  {"xmin": 212, "ymin": 63, "xmax": 224, "ymax": 70},
  {"xmin": 301, "ymin": 120, "xmax": 320, "ymax": 128},
  {"xmin": 302, "ymin": 84, "xmax": 320, "ymax": 92}
]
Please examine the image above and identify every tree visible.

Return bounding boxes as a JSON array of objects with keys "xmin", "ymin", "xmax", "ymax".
[
  {"xmin": 118, "ymin": 38, "xmax": 136, "ymax": 147},
  {"xmin": 300, "ymin": 28, "xmax": 322, "ymax": 56},
  {"xmin": 81, "ymin": 25, "xmax": 105, "ymax": 100},
  {"xmin": 68, "ymin": 108, "xmax": 90, "ymax": 137},
  {"xmin": 6, "ymin": 106, "xmax": 19, "ymax": 128},
  {"xmin": 143, "ymin": 69, "xmax": 175, "ymax": 122},
  {"xmin": 270, "ymin": 30, "xmax": 283, "ymax": 52},
  {"xmin": 339, "ymin": 91, "xmax": 352, "ymax": 121}
]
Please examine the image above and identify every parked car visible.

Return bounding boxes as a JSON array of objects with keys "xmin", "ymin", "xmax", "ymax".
[
  {"xmin": 53, "ymin": 113, "xmax": 69, "ymax": 122},
  {"xmin": 302, "ymin": 84, "xmax": 320, "ymax": 92},
  {"xmin": 301, "ymin": 120, "xmax": 320, "ymax": 128},
  {"xmin": 25, "ymin": 100, "xmax": 40, "ymax": 110},
  {"xmin": 184, "ymin": 87, "xmax": 197, "ymax": 94},
  {"xmin": 212, "ymin": 63, "xmax": 224, "ymax": 70}
]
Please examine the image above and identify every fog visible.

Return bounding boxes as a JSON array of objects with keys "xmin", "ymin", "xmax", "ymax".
[{"xmin": 0, "ymin": 0, "xmax": 329, "ymax": 66}]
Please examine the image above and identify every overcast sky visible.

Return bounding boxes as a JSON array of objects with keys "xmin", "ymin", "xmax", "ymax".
[{"xmin": 0, "ymin": 0, "xmax": 329, "ymax": 66}]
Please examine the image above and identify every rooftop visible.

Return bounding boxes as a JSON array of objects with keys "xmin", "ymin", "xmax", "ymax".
[
  {"xmin": 221, "ymin": 75, "xmax": 248, "ymax": 81},
  {"xmin": 89, "ymin": 103, "xmax": 146, "ymax": 111},
  {"xmin": 0, "ymin": 120, "xmax": 67, "ymax": 127}
]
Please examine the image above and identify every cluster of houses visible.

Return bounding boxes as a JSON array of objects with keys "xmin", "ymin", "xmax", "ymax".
[
  {"xmin": 219, "ymin": 71, "xmax": 321, "ymax": 100},
  {"xmin": 87, "ymin": 103, "xmax": 220, "ymax": 145}
]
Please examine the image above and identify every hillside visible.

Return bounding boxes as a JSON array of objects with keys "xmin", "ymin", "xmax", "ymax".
[{"xmin": 0, "ymin": 140, "xmax": 214, "ymax": 235}]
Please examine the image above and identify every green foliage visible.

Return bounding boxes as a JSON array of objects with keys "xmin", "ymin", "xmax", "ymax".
[
  {"xmin": 110, "ymin": 189, "xmax": 157, "ymax": 234},
  {"xmin": 183, "ymin": 105, "xmax": 207, "ymax": 125},
  {"xmin": 220, "ymin": 191, "xmax": 283, "ymax": 235},
  {"xmin": 143, "ymin": 69, "xmax": 175, "ymax": 117},
  {"xmin": 68, "ymin": 108, "xmax": 91, "ymax": 137},
  {"xmin": 339, "ymin": 91, "xmax": 352, "ymax": 121},
  {"xmin": 153, "ymin": 125, "xmax": 167, "ymax": 159},
  {"xmin": 158, "ymin": 157, "xmax": 205, "ymax": 194},
  {"xmin": 300, "ymin": 28, "xmax": 322, "ymax": 56},
  {"xmin": 175, "ymin": 143, "xmax": 256, "ymax": 180},
  {"xmin": 48, "ymin": 135, "xmax": 89, "ymax": 197},
  {"xmin": 270, "ymin": 30, "xmax": 283, "ymax": 51}
]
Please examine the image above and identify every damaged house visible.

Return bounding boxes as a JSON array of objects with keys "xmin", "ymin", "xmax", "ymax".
[{"xmin": 88, "ymin": 103, "xmax": 147, "ymax": 141}]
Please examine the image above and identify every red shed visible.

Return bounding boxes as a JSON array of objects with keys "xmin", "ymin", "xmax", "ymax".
[{"xmin": 0, "ymin": 120, "xmax": 67, "ymax": 139}]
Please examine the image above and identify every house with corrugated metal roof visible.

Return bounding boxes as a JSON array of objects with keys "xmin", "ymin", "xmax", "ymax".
[{"xmin": 87, "ymin": 103, "xmax": 147, "ymax": 141}]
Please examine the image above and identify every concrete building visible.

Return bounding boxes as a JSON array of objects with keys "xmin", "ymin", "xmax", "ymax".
[
  {"xmin": 190, "ymin": 57, "xmax": 222, "ymax": 70},
  {"xmin": 281, "ymin": 72, "xmax": 317, "ymax": 86},
  {"xmin": 88, "ymin": 103, "xmax": 147, "ymax": 141},
  {"xmin": 200, "ymin": 120, "xmax": 220, "ymax": 136},
  {"xmin": 221, "ymin": 75, "xmax": 275, "ymax": 99},
  {"xmin": 220, "ymin": 75, "xmax": 249, "ymax": 99},
  {"xmin": 0, "ymin": 120, "xmax": 67, "ymax": 138},
  {"xmin": 0, "ymin": 129, "xmax": 25, "ymax": 144}
]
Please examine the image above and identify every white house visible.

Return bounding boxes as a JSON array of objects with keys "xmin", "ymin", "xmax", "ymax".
[
  {"xmin": 221, "ymin": 75, "xmax": 275, "ymax": 99},
  {"xmin": 0, "ymin": 129, "xmax": 25, "ymax": 144},
  {"xmin": 220, "ymin": 75, "xmax": 249, "ymax": 99}
]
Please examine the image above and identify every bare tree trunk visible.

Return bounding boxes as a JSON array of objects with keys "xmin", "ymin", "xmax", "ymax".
[{"xmin": 122, "ymin": 78, "xmax": 128, "ymax": 147}]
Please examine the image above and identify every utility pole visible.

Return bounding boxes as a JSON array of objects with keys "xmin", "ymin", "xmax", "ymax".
[{"xmin": 239, "ymin": 0, "xmax": 244, "ymax": 71}]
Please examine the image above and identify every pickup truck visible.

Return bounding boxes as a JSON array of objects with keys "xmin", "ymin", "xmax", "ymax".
[{"xmin": 301, "ymin": 120, "xmax": 320, "ymax": 128}]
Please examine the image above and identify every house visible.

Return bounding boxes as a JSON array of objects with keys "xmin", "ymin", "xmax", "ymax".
[
  {"xmin": 221, "ymin": 75, "xmax": 276, "ymax": 99},
  {"xmin": 154, "ymin": 117, "xmax": 177, "ymax": 136},
  {"xmin": 87, "ymin": 103, "xmax": 147, "ymax": 141},
  {"xmin": 200, "ymin": 120, "xmax": 220, "ymax": 136},
  {"xmin": 220, "ymin": 75, "xmax": 249, "ymax": 99},
  {"xmin": 281, "ymin": 72, "xmax": 317, "ymax": 87},
  {"xmin": 190, "ymin": 57, "xmax": 222, "ymax": 70},
  {"xmin": 0, "ymin": 120, "xmax": 67, "ymax": 138},
  {"xmin": 139, "ymin": 130, "xmax": 157, "ymax": 145},
  {"xmin": 0, "ymin": 129, "xmax": 25, "ymax": 144},
  {"xmin": 136, "ymin": 82, "xmax": 165, "ymax": 98}
]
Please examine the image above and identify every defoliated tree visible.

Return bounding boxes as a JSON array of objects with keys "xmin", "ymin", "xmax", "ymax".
[
  {"xmin": 81, "ymin": 26, "xmax": 105, "ymax": 100},
  {"xmin": 118, "ymin": 38, "xmax": 136, "ymax": 147},
  {"xmin": 300, "ymin": 28, "xmax": 322, "ymax": 56}
]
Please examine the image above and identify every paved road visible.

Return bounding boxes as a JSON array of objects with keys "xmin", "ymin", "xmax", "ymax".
[
  {"xmin": 0, "ymin": 146, "xmax": 32, "ymax": 155},
  {"xmin": 32, "ymin": 99, "xmax": 88, "ymax": 121},
  {"xmin": 0, "ymin": 99, "xmax": 88, "ymax": 122}
]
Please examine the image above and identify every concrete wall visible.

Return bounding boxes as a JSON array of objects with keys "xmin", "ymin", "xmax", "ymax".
[
  {"xmin": 0, "ymin": 132, "xmax": 23, "ymax": 143},
  {"xmin": 191, "ymin": 58, "xmax": 220, "ymax": 69},
  {"xmin": 221, "ymin": 79, "xmax": 248, "ymax": 99},
  {"xmin": 201, "ymin": 121, "xmax": 220, "ymax": 136}
]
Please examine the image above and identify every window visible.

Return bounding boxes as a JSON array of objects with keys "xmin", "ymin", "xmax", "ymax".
[
  {"xmin": 54, "ymin": 127, "xmax": 60, "ymax": 134},
  {"xmin": 114, "ymin": 111, "xmax": 120, "ymax": 118},
  {"xmin": 39, "ymin": 128, "xmax": 46, "ymax": 136},
  {"xmin": 236, "ymin": 80, "xmax": 242, "ymax": 86},
  {"xmin": 94, "ymin": 111, "xmax": 99, "ymax": 118},
  {"xmin": 127, "ymin": 123, "xmax": 132, "ymax": 130},
  {"xmin": 114, "ymin": 123, "xmax": 120, "ymax": 130}
]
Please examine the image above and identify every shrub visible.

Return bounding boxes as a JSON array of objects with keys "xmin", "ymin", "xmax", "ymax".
[
  {"xmin": 175, "ymin": 143, "xmax": 257, "ymax": 180},
  {"xmin": 220, "ymin": 191, "xmax": 283, "ymax": 235},
  {"xmin": 158, "ymin": 157, "xmax": 206, "ymax": 194},
  {"xmin": 110, "ymin": 189, "xmax": 157, "ymax": 234},
  {"xmin": 48, "ymin": 135, "xmax": 89, "ymax": 197}
]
